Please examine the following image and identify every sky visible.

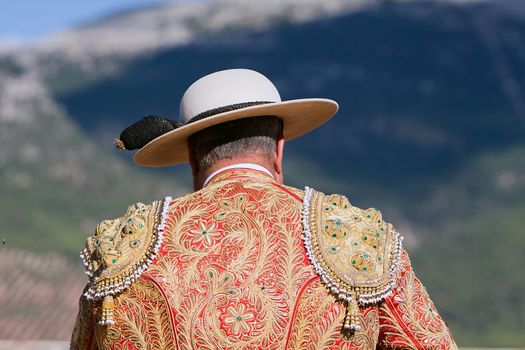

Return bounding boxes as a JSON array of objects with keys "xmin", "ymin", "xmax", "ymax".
[{"xmin": 0, "ymin": 0, "xmax": 172, "ymax": 43}]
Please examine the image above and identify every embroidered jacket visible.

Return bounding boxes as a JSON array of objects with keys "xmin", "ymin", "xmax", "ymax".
[{"xmin": 71, "ymin": 169, "xmax": 456, "ymax": 349}]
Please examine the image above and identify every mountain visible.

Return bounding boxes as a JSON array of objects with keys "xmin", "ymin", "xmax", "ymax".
[
  {"xmin": 0, "ymin": 61, "xmax": 189, "ymax": 256},
  {"xmin": 1, "ymin": 0, "xmax": 524, "ymax": 346},
  {"xmin": 53, "ymin": 0, "xmax": 525, "ymax": 227}
]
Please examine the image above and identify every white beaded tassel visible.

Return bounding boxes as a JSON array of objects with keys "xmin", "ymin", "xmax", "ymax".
[
  {"xmin": 302, "ymin": 187, "xmax": 360, "ymax": 330},
  {"xmin": 301, "ymin": 186, "xmax": 404, "ymax": 333},
  {"xmin": 80, "ymin": 196, "xmax": 172, "ymax": 325}
]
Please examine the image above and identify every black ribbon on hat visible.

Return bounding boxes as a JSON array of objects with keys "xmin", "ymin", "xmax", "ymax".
[{"xmin": 115, "ymin": 101, "xmax": 274, "ymax": 150}]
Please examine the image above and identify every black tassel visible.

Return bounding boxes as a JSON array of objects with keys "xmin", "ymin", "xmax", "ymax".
[{"xmin": 115, "ymin": 115, "xmax": 180, "ymax": 150}]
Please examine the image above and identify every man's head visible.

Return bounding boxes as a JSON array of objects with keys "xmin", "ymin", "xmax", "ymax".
[
  {"xmin": 187, "ymin": 116, "xmax": 285, "ymax": 190},
  {"xmin": 117, "ymin": 69, "xmax": 338, "ymax": 169}
]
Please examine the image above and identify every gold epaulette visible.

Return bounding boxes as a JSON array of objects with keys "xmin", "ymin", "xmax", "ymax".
[
  {"xmin": 302, "ymin": 187, "xmax": 403, "ymax": 332},
  {"xmin": 80, "ymin": 196, "xmax": 172, "ymax": 325}
]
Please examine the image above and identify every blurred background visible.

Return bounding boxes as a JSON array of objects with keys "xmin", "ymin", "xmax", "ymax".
[{"xmin": 0, "ymin": 0, "xmax": 524, "ymax": 348}]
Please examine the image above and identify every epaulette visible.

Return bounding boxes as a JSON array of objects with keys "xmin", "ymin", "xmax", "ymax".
[
  {"xmin": 302, "ymin": 187, "xmax": 403, "ymax": 332},
  {"xmin": 80, "ymin": 196, "xmax": 172, "ymax": 325}
]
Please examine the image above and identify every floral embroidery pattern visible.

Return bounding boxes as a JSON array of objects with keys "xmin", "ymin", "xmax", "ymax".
[
  {"xmin": 378, "ymin": 251, "xmax": 457, "ymax": 349},
  {"xmin": 302, "ymin": 188, "xmax": 402, "ymax": 331},
  {"xmin": 94, "ymin": 279, "xmax": 175, "ymax": 350},
  {"xmin": 188, "ymin": 221, "xmax": 221, "ymax": 247},
  {"xmin": 73, "ymin": 169, "xmax": 456, "ymax": 349},
  {"xmin": 286, "ymin": 279, "xmax": 380, "ymax": 349},
  {"xmin": 223, "ymin": 303, "xmax": 255, "ymax": 335}
]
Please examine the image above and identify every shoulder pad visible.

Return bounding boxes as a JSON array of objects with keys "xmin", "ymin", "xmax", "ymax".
[
  {"xmin": 80, "ymin": 196, "xmax": 172, "ymax": 300},
  {"xmin": 302, "ymin": 187, "xmax": 403, "ymax": 331}
]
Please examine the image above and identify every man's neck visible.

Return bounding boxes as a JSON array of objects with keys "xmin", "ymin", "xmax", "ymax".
[{"xmin": 195, "ymin": 156, "xmax": 276, "ymax": 190}]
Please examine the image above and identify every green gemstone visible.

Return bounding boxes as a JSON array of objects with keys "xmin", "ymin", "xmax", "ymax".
[
  {"xmin": 367, "ymin": 214, "xmax": 371, "ymax": 218},
  {"xmin": 363, "ymin": 236, "xmax": 368, "ymax": 241},
  {"xmin": 325, "ymin": 225, "xmax": 329, "ymax": 230},
  {"xmin": 364, "ymin": 253, "xmax": 369, "ymax": 258},
  {"xmin": 335, "ymin": 221, "xmax": 341, "ymax": 226},
  {"xmin": 344, "ymin": 205, "xmax": 348, "ymax": 209},
  {"xmin": 376, "ymin": 232, "xmax": 380, "ymax": 237},
  {"xmin": 362, "ymin": 267, "xmax": 367, "ymax": 271},
  {"xmin": 111, "ymin": 259, "xmax": 116, "ymax": 264},
  {"xmin": 237, "ymin": 316, "xmax": 242, "ymax": 321},
  {"xmin": 332, "ymin": 233, "xmax": 337, "ymax": 238},
  {"xmin": 331, "ymin": 247, "xmax": 337, "ymax": 252},
  {"xmin": 202, "ymin": 231, "xmax": 207, "ymax": 235},
  {"xmin": 351, "ymin": 260, "xmax": 356, "ymax": 264}
]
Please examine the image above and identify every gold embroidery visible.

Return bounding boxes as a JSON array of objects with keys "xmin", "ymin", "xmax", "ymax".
[
  {"xmin": 77, "ymin": 170, "xmax": 443, "ymax": 349},
  {"xmin": 348, "ymin": 307, "xmax": 380, "ymax": 350},
  {"xmin": 287, "ymin": 280, "xmax": 379, "ymax": 349},
  {"xmin": 81, "ymin": 198, "xmax": 171, "ymax": 325},
  {"xmin": 96, "ymin": 279, "xmax": 175, "ymax": 350},
  {"xmin": 302, "ymin": 188, "xmax": 402, "ymax": 331},
  {"xmin": 70, "ymin": 286, "xmax": 97, "ymax": 350},
  {"xmin": 378, "ymin": 252, "xmax": 457, "ymax": 349},
  {"xmin": 146, "ymin": 173, "xmax": 317, "ymax": 348}
]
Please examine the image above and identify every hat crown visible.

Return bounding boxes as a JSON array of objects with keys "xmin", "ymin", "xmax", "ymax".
[{"xmin": 179, "ymin": 69, "xmax": 282, "ymax": 123}]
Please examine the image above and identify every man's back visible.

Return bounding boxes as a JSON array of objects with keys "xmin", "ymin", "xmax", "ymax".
[{"xmin": 71, "ymin": 168, "xmax": 456, "ymax": 349}]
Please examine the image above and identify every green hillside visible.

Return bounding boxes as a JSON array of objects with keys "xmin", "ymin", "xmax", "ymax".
[
  {"xmin": 0, "ymin": 63, "xmax": 190, "ymax": 257},
  {"xmin": 411, "ymin": 146, "xmax": 525, "ymax": 345}
]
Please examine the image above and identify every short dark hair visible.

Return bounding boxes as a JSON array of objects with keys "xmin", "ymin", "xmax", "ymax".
[{"xmin": 188, "ymin": 116, "xmax": 283, "ymax": 171}]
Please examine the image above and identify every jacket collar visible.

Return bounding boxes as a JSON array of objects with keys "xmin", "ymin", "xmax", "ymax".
[{"xmin": 203, "ymin": 163, "xmax": 274, "ymax": 188}]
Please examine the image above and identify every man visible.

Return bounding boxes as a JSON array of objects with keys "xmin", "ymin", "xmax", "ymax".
[{"xmin": 71, "ymin": 69, "xmax": 456, "ymax": 349}]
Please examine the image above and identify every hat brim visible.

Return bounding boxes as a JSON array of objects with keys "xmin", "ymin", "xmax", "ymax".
[{"xmin": 133, "ymin": 98, "xmax": 338, "ymax": 167}]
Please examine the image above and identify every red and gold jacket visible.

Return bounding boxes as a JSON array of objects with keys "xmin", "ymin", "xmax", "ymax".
[{"xmin": 71, "ymin": 169, "xmax": 456, "ymax": 349}]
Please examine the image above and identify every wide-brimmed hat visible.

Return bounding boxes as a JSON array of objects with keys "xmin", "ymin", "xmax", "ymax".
[{"xmin": 121, "ymin": 68, "xmax": 338, "ymax": 167}]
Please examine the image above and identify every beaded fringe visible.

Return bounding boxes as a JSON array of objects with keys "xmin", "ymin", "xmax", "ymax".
[
  {"xmin": 302, "ymin": 186, "xmax": 403, "ymax": 332},
  {"xmin": 100, "ymin": 295, "xmax": 115, "ymax": 326},
  {"xmin": 80, "ymin": 196, "xmax": 172, "ymax": 325}
]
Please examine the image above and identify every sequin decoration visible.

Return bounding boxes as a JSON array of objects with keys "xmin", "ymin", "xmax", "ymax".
[
  {"xmin": 70, "ymin": 170, "xmax": 457, "ymax": 349},
  {"xmin": 302, "ymin": 187, "xmax": 403, "ymax": 332},
  {"xmin": 80, "ymin": 196, "xmax": 172, "ymax": 324}
]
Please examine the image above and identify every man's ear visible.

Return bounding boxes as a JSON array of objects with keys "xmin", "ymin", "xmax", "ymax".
[
  {"xmin": 187, "ymin": 144, "xmax": 198, "ymax": 176},
  {"xmin": 274, "ymin": 137, "xmax": 285, "ymax": 175}
]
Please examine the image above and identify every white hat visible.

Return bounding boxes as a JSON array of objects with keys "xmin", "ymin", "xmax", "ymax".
[{"xmin": 133, "ymin": 68, "xmax": 338, "ymax": 167}]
